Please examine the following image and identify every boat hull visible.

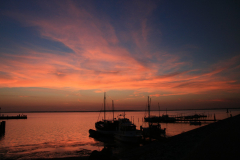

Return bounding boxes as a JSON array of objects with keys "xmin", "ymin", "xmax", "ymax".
[
  {"xmin": 95, "ymin": 120, "xmax": 119, "ymax": 136},
  {"xmin": 114, "ymin": 132, "xmax": 142, "ymax": 143}
]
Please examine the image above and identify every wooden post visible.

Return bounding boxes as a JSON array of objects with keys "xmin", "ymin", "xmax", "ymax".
[
  {"xmin": 112, "ymin": 100, "xmax": 114, "ymax": 121},
  {"xmin": 0, "ymin": 121, "xmax": 6, "ymax": 134}
]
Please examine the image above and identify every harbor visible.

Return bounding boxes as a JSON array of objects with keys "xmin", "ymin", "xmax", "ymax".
[{"xmin": 0, "ymin": 110, "xmax": 239, "ymax": 160}]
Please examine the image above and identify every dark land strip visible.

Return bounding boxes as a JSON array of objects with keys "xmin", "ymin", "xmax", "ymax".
[{"xmin": 116, "ymin": 114, "xmax": 240, "ymax": 160}]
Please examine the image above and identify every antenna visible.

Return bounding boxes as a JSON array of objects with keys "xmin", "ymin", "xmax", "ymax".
[
  {"xmin": 112, "ymin": 100, "xmax": 114, "ymax": 121},
  {"xmin": 104, "ymin": 92, "xmax": 106, "ymax": 120},
  {"xmin": 158, "ymin": 102, "xmax": 160, "ymax": 117},
  {"xmin": 148, "ymin": 96, "xmax": 150, "ymax": 118}
]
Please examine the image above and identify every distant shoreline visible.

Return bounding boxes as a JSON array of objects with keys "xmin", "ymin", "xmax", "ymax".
[{"xmin": 2, "ymin": 107, "xmax": 240, "ymax": 113}]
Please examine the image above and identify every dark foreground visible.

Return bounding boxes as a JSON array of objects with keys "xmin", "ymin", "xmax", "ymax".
[
  {"xmin": 116, "ymin": 114, "xmax": 240, "ymax": 160},
  {"xmin": 22, "ymin": 114, "xmax": 240, "ymax": 160}
]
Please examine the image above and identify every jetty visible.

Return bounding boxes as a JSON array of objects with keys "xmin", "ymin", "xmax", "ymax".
[
  {"xmin": 0, "ymin": 114, "xmax": 27, "ymax": 120},
  {"xmin": 0, "ymin": 108, "xmax": 27, "ymax": 120}
]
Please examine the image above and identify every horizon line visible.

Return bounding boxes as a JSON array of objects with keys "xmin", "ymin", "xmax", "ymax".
[{"xmin": 1, "ymin": 107, "xmax": 240, "ymax": 113}]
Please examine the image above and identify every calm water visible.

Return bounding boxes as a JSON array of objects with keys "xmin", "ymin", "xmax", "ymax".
[{"xmin": 0, "ymin": 109, "xmax": 239, "ymax": 159}]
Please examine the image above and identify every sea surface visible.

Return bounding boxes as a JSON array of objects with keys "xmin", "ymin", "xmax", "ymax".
[{"xmin": 0, "ymin": 109, "xmax": 239, "ymax": 159}]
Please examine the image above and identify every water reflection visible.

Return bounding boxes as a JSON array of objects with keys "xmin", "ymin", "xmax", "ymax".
[{"xmin": 0, "ymin": 132, "xmax": 5, "ymax": 140}]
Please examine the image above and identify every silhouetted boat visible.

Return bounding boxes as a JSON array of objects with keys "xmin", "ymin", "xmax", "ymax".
[
  {"xmin": 144, "ymin": 97, "xmax": 176, "ymax": 123},
  {"xmin": 93, "ymin": 92, "xmax": 119, "ymax": 136},
  {"xmin": 141, "ymin": 97, "xmax": 166, "ymax": 139},
  {"xmin": 114, "ymin": 114, "xmax": 142, "ymax": 143},
  {"xmin": 141, "ymin": 123, "xmax": 166, "ymax": 139}
]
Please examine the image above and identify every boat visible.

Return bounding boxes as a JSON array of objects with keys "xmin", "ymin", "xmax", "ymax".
[
  {"xmin": 141, "ymin": 123, "xmax": 166, "ymax": 139},
  {"xmin": 91, "ymin": 92, "xmax": 119, "ymax": 136},
  {"xmin": 114, "ymin": 114, "xmax": 142, "ymax": 143},
  {"xmin": 141, "ymin": 97, "xmax": 166, "ymax": 139},
  {"xmin": 144, "ymin": 97, "xmax": 176, "ymax": 123}
]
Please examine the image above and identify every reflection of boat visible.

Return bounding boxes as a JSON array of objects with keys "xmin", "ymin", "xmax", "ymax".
[
  {"xmin": 93, "ymin": 92, "xmax": 119, "ymax": 136},
  {"xmin": 114, "ymin": 115, "xmax": 142, "ymax": 143},
  {"xmin": 141, "ymin": 123, "xmax": 166, "ymax": 139}
]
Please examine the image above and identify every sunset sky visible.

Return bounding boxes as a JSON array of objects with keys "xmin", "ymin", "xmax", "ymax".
[{"xmin": 0, "ymin": 0, "xmax": 240, "ymax": 112}]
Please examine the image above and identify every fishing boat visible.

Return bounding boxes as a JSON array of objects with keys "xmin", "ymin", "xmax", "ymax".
[
  {"xmin": 141, "ymin": 97, "xmax": 166, "ymax": 139},
  {"xmin": 90, "ymin": 92, "xmax": 119, "ymax": 136},
  {"xmin": 144, "ymin": 97, "xmax": 176, "ymax": 123},
  {"xmin": 114, "ymin": 114, "xmax": 142, "ymax": 143}
]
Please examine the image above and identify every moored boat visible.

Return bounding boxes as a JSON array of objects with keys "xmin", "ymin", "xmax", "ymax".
[
  {"xmin": 91, "ymin": 92, "xmax": 119, "ymax": 136},
  {"xmin": 144, "ymin": 97, "xmax": 176, "ymax": 123},
  {"xmin": 114, "ymin": 116, "xmax": 142, "ymax": 143}
]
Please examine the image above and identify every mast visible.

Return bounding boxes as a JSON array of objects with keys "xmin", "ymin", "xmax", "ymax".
[
  {"xmin": 148, "ymin": 96, "xmax": 150, "ymax": 118},
  {"xmin": 104, "ymin": 92, "xmax": 106, "ymax": 120},
  {"xmin": 112, "ymin": 100, "xmax": 114, "ymax": 121},
  {"xmin": 158, "ymin": 102, "xmax": 160, "ymax": 117}
]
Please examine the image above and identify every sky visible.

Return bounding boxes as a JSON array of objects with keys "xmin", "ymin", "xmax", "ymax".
[{"xmin": 0, "ymin": 0, "xmax": 240, "ymax": 112}]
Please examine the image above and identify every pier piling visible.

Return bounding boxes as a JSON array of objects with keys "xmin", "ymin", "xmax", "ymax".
[{"xmin": 0, "ymin": 121, "xmax": 6, "ymax": 135}]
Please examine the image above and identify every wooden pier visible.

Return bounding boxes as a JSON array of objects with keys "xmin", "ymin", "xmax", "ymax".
[
  {"xmin": 175, "ymin": 119, "xmax": 216, "ymax": 122},
  {"xmin": 0, "ymin": 114, "xmax": 27, "ymax": 120}
]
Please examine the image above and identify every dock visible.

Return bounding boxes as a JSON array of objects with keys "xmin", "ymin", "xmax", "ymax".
[
  {"xmin": 0, "ymin": 114, "xmax": 27, "ymax": 120},
  {"xmin": 145, "ymin": 113, "xmax": 216, "ymax": 123},
  {"xmin": 175, "ymin": 119, "xmax": 216, "ymax": 122}
]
